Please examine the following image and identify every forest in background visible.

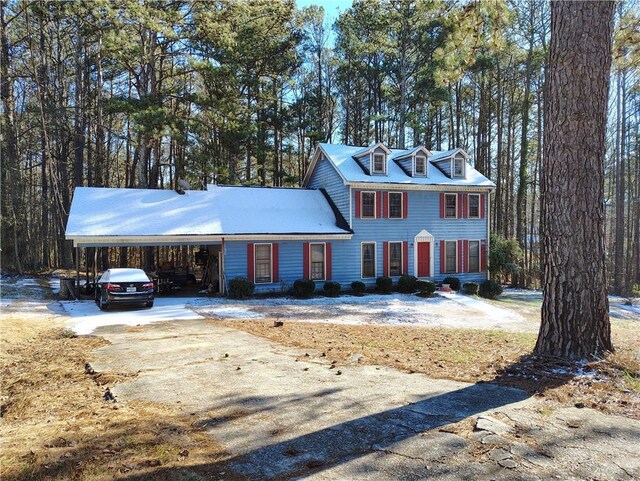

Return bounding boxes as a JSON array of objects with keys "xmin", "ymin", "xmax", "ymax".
[{"xmin": 1, "ymin": 0, "xmax": 638, "ymax": 294}]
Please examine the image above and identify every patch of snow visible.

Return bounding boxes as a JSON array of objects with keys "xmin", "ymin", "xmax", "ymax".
[
  {"xmin": 199, "ymin": 306, "xmax": 262, "ymax": 319},
  {"xmin": 439, "ymin": 292, "xmax": 524, "ymax": 321},
  {"xmin": 61, "ymin": 297, "xmax": 202, "ymax": 335}
]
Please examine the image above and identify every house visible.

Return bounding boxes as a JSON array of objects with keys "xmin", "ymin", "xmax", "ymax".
[{"xmin": 65, "ymin": 142, "xmax": 494, "ymax": 293}]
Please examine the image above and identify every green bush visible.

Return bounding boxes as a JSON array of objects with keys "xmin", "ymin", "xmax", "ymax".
[
  {"xmin": 376, "ymin": 276, "xmax": 393, "ymax": 293},
  {"xmin": 416, "ymin": 280, "xmax": 436, "ymax": 295},
  {"xmin": 479, "ymin": 279, "xmax": 503, "ymax": 299},
  {"xmin": 397, "ymin": 275, "xmax": 418, "ymax": 293},
  {"xmin": 462, "ymin": 282, "xmax": 479, "ymax": 295},
  {"xmin": 490, "ymin": 233, "xmax": 523, "ymax": 280},
  {"xmin": 293, "ymin": 279, "xmax": 316, "ymax": 298},
  {"xmin": 442, "ymin": 276, "xmax": 461, "ymax": 291},
  {"xmin": 351, "ymin": 281, "xmax": 366, "ymax": 295},
  {"xmin": 228, "ymin": 277, "xmax": 255, "ymax": 299},
  {"xmin": 323, "ymin": 281, "xmax": 341, "ymax": 297}
]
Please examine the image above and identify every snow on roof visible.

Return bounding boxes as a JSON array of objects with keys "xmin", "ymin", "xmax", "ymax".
[
  {"xmin": 66, "ymin": 186, "xmax": 351, "ymax": 238},
  {"xmin": 389, "ymin": 145, "xmax": 429, "ymax": 160},
  {"xmin": 318, "ymin": 143, "xmax": 494, "ymax": 187}
]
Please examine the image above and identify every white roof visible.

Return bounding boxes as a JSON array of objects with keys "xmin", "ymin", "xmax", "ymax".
[
  {"xmin": 317, "ymin": 143, "xmax": 494, "ymax": 188},
  {"xmin": 66, "ymin": 186, "xmax": 350, "ymax": 243},
  {"xmin": 99, "ymin": 268, "xmax": 151, "ymax": 283}
]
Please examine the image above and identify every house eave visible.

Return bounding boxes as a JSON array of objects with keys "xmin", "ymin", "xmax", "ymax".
[{"xmin": 346, "ymin": 182, "xmax": 495, "ymax": 192}]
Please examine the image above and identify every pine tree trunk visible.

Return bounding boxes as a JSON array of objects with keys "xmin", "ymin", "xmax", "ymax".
[{"xmin": 535, "ymin": 0, "xmax": 614, "ymax": 359}]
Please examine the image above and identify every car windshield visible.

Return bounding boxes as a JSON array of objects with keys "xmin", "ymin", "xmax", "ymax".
[{"xmin": 103, "ymin": 268, "xmax": 150, "ymax": 283}]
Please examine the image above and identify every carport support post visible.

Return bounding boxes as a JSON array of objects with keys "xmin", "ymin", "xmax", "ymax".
[{"xmin": 75, "ymin": 246, "xmax": 80, "ymax": 290}]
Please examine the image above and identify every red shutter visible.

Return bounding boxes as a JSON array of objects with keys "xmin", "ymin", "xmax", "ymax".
[
  {"xmin": 247, "ymin": 243, "xmax": 254, "ymax": 283},
  {"xmin": 402, "ymin": 241, "xmax": 409, "ymax": 275},
  {"xmin": 303, "ymin": 242, "xmax": 310, "ymax": 279},
  {"xmin": 458, "ymin": 193, "xmax": 465, "ymax": 219},
  {"xmin": 463, "ymin": 240, "xmax": 469, "ymax": 273},
  {"xmin": 480, "ymin": 239, "xmax": 487, "ymax": 272},
  {"xmin": 325, "ymin": 243, "xmax": 332, "ymax": 280},
  {"xmin": 402, "ymin": 192, "xmax": 408, "ymax": 219},
  {"xmin": 355, "ymin": 191, "xmax": 361, "ymax": 219},
  {"xmin": 376, "ymin": 192, "xmax": 382, "ymax": 219},
  {"xmin": 383, "ymin": 241, "xmax": 389, "ymax": 277},
  {"xmin": 272, "ymin": 243, "xmax": 279, "ymax": 282},
  {"xmin": 440, "ymin": 241, "xmax": 446, "ymax": 274},
  {"xmin": 439, "ymin": 193, "xmax": 445, "ymax": 218},
  {"xmin": 457, "ymin": 240, "xmax": 464, "ymax": 273},
  {"xmin": 480, "ymin": 194, "xmax": 486, "ymax": 218},
  {"xmin": 383, "ymin": 191, "xmax": 389, "ymax": 218}
]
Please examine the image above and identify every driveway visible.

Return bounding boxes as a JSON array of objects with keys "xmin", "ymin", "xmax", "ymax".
[{"xmin": 88, "ymin": 318, "xmax": 640, "ymax": 481}]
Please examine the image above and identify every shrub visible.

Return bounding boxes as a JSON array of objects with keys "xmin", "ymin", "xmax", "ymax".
[
  {"xmin": 479, "ymin": 279, "xmax": 503, "ymax": 299},
  {"xmin": 228, "ymin": 277, "xmax": 255, "ymax": 299},
  {"xmin": 293, "ymin": 279, "xmax": 316, "ymax": 298},
  {"xmin": 442, "ymin": 276, "xmax": 461, "ymax": 291},
  {"xmin": 323, "ymin": 281, "xmax": 341, "ymax": 297},
  {"xmin": 376, "ymin": 276, "xmax": 393, "ymax": 293},
  {"xmin": 351, "ymin": 281, "xmax": 366, "ymax": 296},
  {"xmin": 490, "ymin": 233, "xmax": 523, "ymax": 280},
  {"xmin": 462, "ymin": 282, "xmax": 479, "ymax": 295},
  {"xmin": 416, "ymin": 280, "xmax": 436, "ymax": 296},
  {"xmin": 397, "ymin": 275, "xmax": 418, "ymax": 293}
]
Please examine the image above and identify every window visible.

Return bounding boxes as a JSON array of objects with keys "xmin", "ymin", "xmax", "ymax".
[
  {"xmin": 361, "ymin": 243, "xmax": 376, "ymax": 278},
  {"xmin": 468, "ymin": 194, "xmax": 480, "ymax": 218},
  {"xmin": 415, "ymin": 155, "xmax": 427, "ymax": 176},
  {"xmin": 310, "ymin": 243, "xmax": 325, "ymax": 280},
  {"xmin": 373, "ymin": 153, "xmax": 386, "ymax": 174},
  {"xmin": 468, "ymin": 241, "xmax": 480, "ymax": 273},
  {"xmin": 389, "ymin": 192, "xmax": 402, "ymax": 219},
  {"xmin": 389, "ymin": 242, "xmax": 402, "ymax": 276},
  {"xmin": 361, "ymin": 192, "xmax": 376, "ymax": 218},
  {"xmin": 445, "ymin": 193, "xmax": 457, "ymax": 218},
  {"xmin": 453, "ymin": 155, "xmax": 465, "ymax": 177},
  {"xmin": 445, "ymin": 241, "xmax": 457, "ymax": 274},
  {"xmin": 255, "ymin": 244, "xmax": 272, "ymax": 283}
]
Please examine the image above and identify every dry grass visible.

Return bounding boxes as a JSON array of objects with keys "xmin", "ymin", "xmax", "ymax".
[
  {"xmin": 0, "ymin": 312, "xmax": 234, "ymax": 481},
  {"xmin": 219, "ymin": 319, "xmax": 640, "ymax": 419}
]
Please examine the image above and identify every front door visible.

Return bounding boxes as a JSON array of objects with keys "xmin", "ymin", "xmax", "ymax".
[{"xmin": 417, "ymin": 241, "xmax": 431, "ymax": 277}]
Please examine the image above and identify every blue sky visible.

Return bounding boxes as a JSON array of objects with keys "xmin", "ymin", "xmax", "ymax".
[{"xmin": 295, "ymin": 0, "xmax": 353, "ymax": 24}]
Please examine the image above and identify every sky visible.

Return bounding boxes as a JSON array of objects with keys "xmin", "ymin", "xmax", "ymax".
[{"xmin": 295, "ymin": 0, "xmax": 353, "ymax": 25}]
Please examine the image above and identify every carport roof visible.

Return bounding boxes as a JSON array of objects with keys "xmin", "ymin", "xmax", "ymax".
[{"xmin": 66, "ymin": 186, "xmax": 353, "ymax": 247}]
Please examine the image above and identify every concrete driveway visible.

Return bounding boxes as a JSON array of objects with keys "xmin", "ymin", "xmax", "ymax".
[{"xmin": 89, "ymin": 318, "xmax": 640, "ymax": 481}]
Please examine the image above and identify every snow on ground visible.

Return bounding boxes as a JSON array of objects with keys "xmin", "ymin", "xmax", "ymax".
[{"xmin": 61, "ymin": 297, "xmax": 202, "ymax": 335}]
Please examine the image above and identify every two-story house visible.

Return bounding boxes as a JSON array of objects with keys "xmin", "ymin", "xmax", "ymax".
[{"xmin": 66, "ymin": 142, "xmax": 494, "ymax": 293}]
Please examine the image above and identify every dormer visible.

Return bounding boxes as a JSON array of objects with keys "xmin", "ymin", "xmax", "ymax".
[
  {"xmin": 392, "ymin": 146, "xmax": 432, "ymax": 178},
  {"xmin": 430, "ymin": 148, "xmax": 469, "ymax": 179},
  {"xmin": 352, "ymin": 142, "xmax": 391, "ymax": 176}
]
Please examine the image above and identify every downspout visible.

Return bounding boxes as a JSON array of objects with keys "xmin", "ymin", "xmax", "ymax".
[
  {"xmin": 220, "ymin": 237, "xmax": 225, "ymax": 295},
  {"xmin": 486, "ymin": 191, "xmax": 491, "ymax": 279}
]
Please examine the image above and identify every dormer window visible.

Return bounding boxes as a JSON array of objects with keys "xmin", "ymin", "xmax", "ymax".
[
  {"xmin": 372, "ymin": 153, "xmax": 386, "ymax": 174},
  {"xmin": 414, "ymin": 155, "xmax": 427, "ymax": 176},
  {"xmin": 453, "ymin": 155, "xmax": 465, "ymax": 177}
]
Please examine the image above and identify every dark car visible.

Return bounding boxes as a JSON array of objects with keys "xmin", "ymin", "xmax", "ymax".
[{"xmin": 95, "ymin": 268, "xmax": 154, "ymax": 310}]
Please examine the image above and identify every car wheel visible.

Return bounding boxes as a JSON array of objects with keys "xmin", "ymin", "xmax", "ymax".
[
  {"xmin": 145, "ymin": 301, "xmax": 153, "ymax": 308},
  {"xmin": 99, "ymin": 295, "xmax": 108, "ymax": 311}
]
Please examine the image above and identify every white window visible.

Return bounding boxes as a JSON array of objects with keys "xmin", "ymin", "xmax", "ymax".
[
  {"xmin": 468, "ymin": 240, "xmax": 480, "ymax": 273},
  {"xmin": 389, "ymin": 242, "xmax": 402, "ymax": 276},
  {"xmin": 361, "ymin": 191, "xmax": 376, "ymax": 218},
  {"xmin": 310, "ymin": 243, "xmax": 326, "ymax": 281},
  {"xmin": 361, "ymin": 243, "xmax": 376, "ymax": 278},
  {"xmin": 445, "ymin": 193, "xmax": 457, "ymax": 219},
  {"xmin": 453, "ymin": 155, "xmax": 465, "ymax": 177},
  {"xmin": 388, "ymin": 192, "xmax": 402, "ymax": 219},
  {"xmin": 445, "ymin": 241, "xmax": 457, "ymax": 274},
  {"xmin": 415, "ymin": 155, "xmax": 427, "ymax": 176},
  {"xmin": 372, "ymin": 153, "xmax": 386, "ymax": 174},
  {"xmin": 255, "ymin": 244, "xmax": 272, "ymax": 284},
  {"xmin": 468, "ymin": 194, "xmax": 480, "ymax": 218}
]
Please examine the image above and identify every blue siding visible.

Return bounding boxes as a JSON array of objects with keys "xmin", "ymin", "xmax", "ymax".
[
  {"xmin": 307, "ymin": 156, "xmax": 350, "ymax": 223},
  {"xmin": 395, "ymin": 157, "xmax": 413, "ymax": 176}
]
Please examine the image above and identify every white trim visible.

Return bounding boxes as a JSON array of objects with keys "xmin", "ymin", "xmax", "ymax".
[
  {"xmin": 444, "ymin": 193, "xmax": 458, "ymax": 219},
  {"xmin": 451, "ymin": 155, "xmax": 466, "ymax": 178},
  {"xmin": 371, "ymin": 152, "xmax": 387, "ymax": 175},
  {"xmin": 302, "ymin": 145, "xmax": 350, "ymax": 187},
  {"xmin": 388, "ymin": 191, "xmax": 404, "ymax": 219},
  {"xmin": 347, "ymin": 182, "xmax": 494, "ymax": 192},
  {"xmin": 413, "ymin": 155, "xmax": 428, "ymax": 177},
  {"xmin": 254, "ymin": 243, "xmax": 273, "ymax": 284},
  {"xmin": 414, "ymin": 238, "xmax": 435, "ymax": 278},
  {"xmin": 360, "ymin": 241, "xmax": 377, "ymax": 279},
  {"xmin": 467, "ymin": 193, "xmax": 481, "ymax": 219},
  {"xmin": 68, "ymin": 233, "xmax": 353, "ymax": 247},
  {"xmin": 443, "ymin": 240, "xmax": 458, "ymax": 274},
  {"xmin": 349, "ymin": 186, "xmax": 353, "ymax": 228},
  {"xmin": 388, "ymin": 241, "xmax": 403, "ymax": 277},
  {"xmin": 360, "ymin": 190, "xmax": 377, "ymax": 219},
  {"xmin": 467, "ymin": 239, "xmax": 481, "ymax": 273},
  {"xmin": 309, "ymin": 242, "xmax": 327, "ymax": 281},
  {"xmin": 486, "ymin": 192, "xmax": 491, "ymax": 278}
]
